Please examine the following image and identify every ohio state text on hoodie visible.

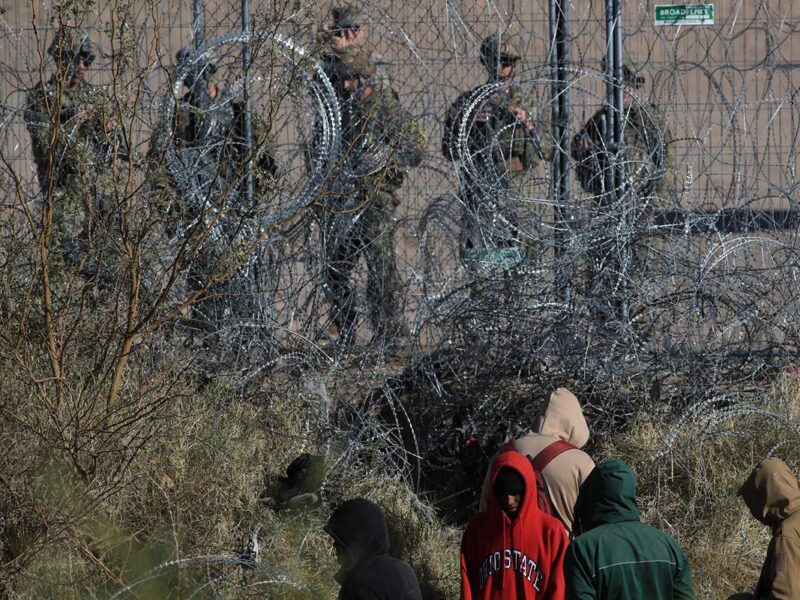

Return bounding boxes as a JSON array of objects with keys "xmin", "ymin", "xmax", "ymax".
[{"xmin": 461, "ymin": 451, "xmax": 568, "ymax": 600}]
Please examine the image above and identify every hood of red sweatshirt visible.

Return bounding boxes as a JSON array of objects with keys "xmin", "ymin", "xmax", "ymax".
[
  {"xmin": 462, "ymin": 450, "xmax": 567, "ymax": 599},
  {"xmin": 485, "ymin": 449, "xmax": 541, "ymax": 585},
  {"xmin": 487, "ymin": 450, "xmax": 538, "ymax": 522}
]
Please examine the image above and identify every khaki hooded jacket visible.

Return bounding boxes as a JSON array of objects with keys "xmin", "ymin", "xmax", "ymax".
[
  {"xmin": 480, "ymin": 388, "xmax": 595, "ymax": 534},
  {"xmin": 740, "ymin": 458, "xmax": 800, "ymax": 600}
]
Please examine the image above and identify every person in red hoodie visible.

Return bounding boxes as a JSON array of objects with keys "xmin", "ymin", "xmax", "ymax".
[{"xmin": 461, "ymin": 450, "xmax": 568, "ymax": 600}]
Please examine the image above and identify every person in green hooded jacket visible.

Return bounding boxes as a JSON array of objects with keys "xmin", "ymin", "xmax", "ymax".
[{"xmin": 564, "ymin": 459, "xmax": 695, "ymax": 600}]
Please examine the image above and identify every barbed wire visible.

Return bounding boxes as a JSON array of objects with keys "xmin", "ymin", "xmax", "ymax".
[{"xmin": 3, "ymin": 1, "xmax": 800, "ymax": 589}]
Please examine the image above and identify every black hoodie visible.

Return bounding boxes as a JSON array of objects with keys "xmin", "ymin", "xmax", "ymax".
[{"xmin": 324, "ymin": 498, "xmax": 423, "ymax": 600}]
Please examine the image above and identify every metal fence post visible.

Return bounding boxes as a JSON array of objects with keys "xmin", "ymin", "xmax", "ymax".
[
  {"xmin": 550, "ymin": 0, "xmax": 571, "ymax": 303},
  {"xmin": 612, "ymin": 0, "xmax": 630, "ymax": 322},
  {"xmin": 604, "ymin": 0, "xmax": 616, "ymax": 199},
  {"xmin": 192, "ymin": 0, "xmax": 204, "ymax": 49},
  {"xmin": 602, "ymin": 0, "xmax": 629, "ymax": 321},
  {"xmin": 242, "ymin": 0, "xmax": 255, "ymax": 208}
]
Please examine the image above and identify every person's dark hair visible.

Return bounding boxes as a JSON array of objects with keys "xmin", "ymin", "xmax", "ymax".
[{"xmin": 493, "ymin": 466, "xmax": 525, "ymax": 496}]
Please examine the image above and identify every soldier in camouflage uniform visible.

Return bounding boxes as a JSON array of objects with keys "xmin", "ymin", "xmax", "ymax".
[
  {"xmin": 25, "ymin": 29, "xmax": 121, "ymax": 270},
  {"xmin": 570, "ymin": 62, "xmax": 673, "ymax": 200},
  {"xmin": 320, "ymin": 6, "xmax": 393, "ymax": 93},
  {"xmin": 320, "ymin": 47, "xmax": 426, "ymax": 344},
  {"xmin": 570, "ymin": 63, "xmax": 672, "ymax": 314},
  {"xmin": 171, "ymin": 48, "xmax": 233, "ymax": 194},
  {"xmin": 165, "ymin": 47, "xmax": 278, "ymax": 330},
  {"xmin": 442, "ymin": 33, "xmax": 544, "ymax": 271},
  {"xmin": 168, "ymin": 47, "xmax": 277, "ymax": 208}
]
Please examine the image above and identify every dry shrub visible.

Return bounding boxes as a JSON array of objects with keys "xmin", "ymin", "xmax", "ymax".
[{"xmin": 0, "ymin": 368, "xmax": 459, "ymax": 598}]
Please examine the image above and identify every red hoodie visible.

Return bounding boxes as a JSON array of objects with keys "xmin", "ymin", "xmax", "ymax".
[{"xmin": 461, "ymin": 451, "xmax": 568, "ymax": 600}]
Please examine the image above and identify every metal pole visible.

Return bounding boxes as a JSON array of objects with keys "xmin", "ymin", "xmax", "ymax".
[
  {"xmin": 192, "ymin": 0, "xmax": 204, "ymax": 49},
  {"xmin": 612, "ymin": 0, "xmax": 629, "ymax": 322},
  {"xmin": 557, "ymin": 0, "xmax": 570, "ymax": 291},
  {"xmin": 613, "ymin": 0, "xmax": 625, "ymax": 202},
  {"xmin": 550, "ymin": 0, "xmax": 571, "ymax": 303},
  {"xmin": 242, "ymin": 0, "xmax": 255, "ymax": 207},
  {"xmin": 549, "ymin": 0, "xmax": 561, "ymax": 210},
  {"xmin": 602, "ymin": 0, "xmax": 629, "ymax": 322},
  {"xmin": 604, "ymin": 0, "xmax": 616, "ymax": 201}
]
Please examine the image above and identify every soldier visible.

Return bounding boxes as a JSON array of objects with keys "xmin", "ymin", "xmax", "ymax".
[
  {"xmin": 164, "ymin": 47, "xmax": 278, "ymax": 332},
  {"xmin": 227, "ymin": 99, "xmax": 279, "ymax": 200},
  {"xmin": 25, "ymin": 28, "xmax": 121, "ymax": 270},
  {"xmin": 320, "ymin": 47, "xmax": 425, "ymax": 344},
  {"xmin": 442, "ymin": 33, "xmax": 544, "ymax": 271},
  {"xmin": 320, "ymin": 5, "xmax": 393, "ymax": 93},
  {"xmin": 570, "ymin": 61, "xmax": 673, "ymax": 200},
  {"xmin": 171, "ymin": 47, "xmax": 232, "ymax": 176},
  {"xmin": 570, "ymin": 61, "xmax": 672, "ymax": 312},
  {"xmin": 166, "ymin": 47, "xmax": 278, "ymax": 208}
]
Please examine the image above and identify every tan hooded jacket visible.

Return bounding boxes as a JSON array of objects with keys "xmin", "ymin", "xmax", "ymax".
[
  {"xmin": 740, "ymin": 458, "xmax": 800, "ymax": 600},
  {"xmin": 479, "ymin": 388, "xmax": 595, "ymax": 534}
]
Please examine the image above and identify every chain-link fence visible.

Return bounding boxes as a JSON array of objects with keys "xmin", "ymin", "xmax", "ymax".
[{"xmin": 3, "ymin": 0, "xmax": 800, "ymax": 507}]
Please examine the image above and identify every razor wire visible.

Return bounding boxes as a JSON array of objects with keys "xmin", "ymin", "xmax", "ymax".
[
  {"xmin": 106, "ymin": 554, "xmax": 310, "ymax": 599},
  {"xmin": 3, "ymin": 0, "xmax": 800, "ymax": 523}
]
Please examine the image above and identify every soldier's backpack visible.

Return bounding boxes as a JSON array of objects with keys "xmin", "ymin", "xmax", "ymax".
[{"xmin": 502, "ymin": 439, "xmax": 576, "ymax": 517}]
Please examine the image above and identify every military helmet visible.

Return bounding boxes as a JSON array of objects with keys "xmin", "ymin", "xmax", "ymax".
[
  {"xmin": 330, "ymin": 5, "xmax": 363, "ymax": 32},
  {"xmin": 480, "ymin": 33, "xmax": 522, "ymax": 72},
  {"xmin": 48, "ymin": 29, "xmax": 95, "ymax": 66},
  {"xmin": 175, "ymin": 46, "xmax": 217, "ymax": 87}
]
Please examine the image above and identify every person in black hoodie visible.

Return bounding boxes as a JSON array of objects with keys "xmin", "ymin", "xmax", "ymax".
[{"xmin": 324, "ymin": 498, "xmax": 423, "ymax": 600}]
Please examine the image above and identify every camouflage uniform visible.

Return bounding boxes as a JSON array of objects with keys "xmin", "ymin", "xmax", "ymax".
[
  {"xmin": 570, "ymin": 64, "xmax": 673, "ymax": 310},
  {"xmin": 320, "ymin": 47, "xmax": 426, "ymax": 343},
  {"xmin": 442, "ymin": 34, "xmax": 543, "ymax": 270},
  {"xmin": 226, "ymin": 101, "xmax": 279, "ymax": 200},
  {"xmin": 320, "ymin": 6, "xmax": 394, "ymax": 96},
  {"xmin": 169, "ymin": 49, "xmax": 277, "ymax": 209},
  {"xmin": 166, "ymin": 49, "xmax": 278, "ymax": 330},
  {"xmin": 570, "ymin": 64, "xmax": 673, "ymax": 199},
  {"xmin": 171, "ymin": 55, "xmax": 234, "ymax": 201},
  {"xmin": 25, "ymin": 30, "xmax": 118, "ymax": 269}
]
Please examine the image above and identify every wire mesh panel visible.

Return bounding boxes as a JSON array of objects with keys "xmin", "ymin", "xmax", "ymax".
[{"xmin": 3, "ymin": 0, "xmax": 800, "ymax": 529}]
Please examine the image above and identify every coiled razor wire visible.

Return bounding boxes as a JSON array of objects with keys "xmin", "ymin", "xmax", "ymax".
[
  {"xmin": 159, "ymin": 31, "xmax": 340, "ymax": 230},
  {"xmin": 654, "ymin": 392, "xmax": 800, "ymax": 462},
  {"xmin": 148, "ymin": 30, "xmax": 342, "ymax": 370},
  {"xmin": 107, "ymin": 555, "xmax": 309, "ymax": 598},
  {"xmin": 4, "ymin": 0, "xmax": 800, "ymax": 526}
]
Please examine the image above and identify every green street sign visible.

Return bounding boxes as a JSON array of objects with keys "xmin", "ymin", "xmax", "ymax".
[{"xmin": 655, "ymin": 4, "xmax": 714, "ymax": 26}]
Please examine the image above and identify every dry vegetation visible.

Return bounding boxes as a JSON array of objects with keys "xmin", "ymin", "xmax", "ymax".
[
  {"xmin": 596, "ymin": 378, "xmax": 800, "ymax": 599},
  {"xmin": 3, "ymin": 1, "xmax": 800, "ymax": 598},
  {"xmin": 3, "ymin": 354, "xmax": 800, "ymax": 598},
  {"xmin": 0, "ymin": 347, "xmax": 462, "ymax": 598}
]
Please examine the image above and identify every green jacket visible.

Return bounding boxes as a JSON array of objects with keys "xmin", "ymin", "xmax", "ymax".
[{"xmin": 564, "ymin": 460, "xmax": 695, "ymax": 600}]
